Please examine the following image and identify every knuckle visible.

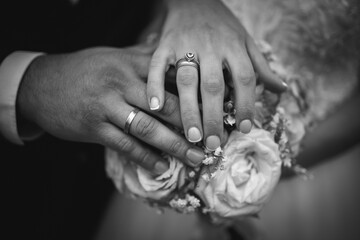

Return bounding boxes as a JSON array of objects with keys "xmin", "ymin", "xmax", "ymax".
[
  {"xmin": 236, "ymin": 106, "xmax": 254, "ymax": 119},
  {"xmin": 114, "ymin": 137, "xmax": 135, "ymax": 153},
  {"xmin": 202, "ymin": 77, "xmax": 224, "ymax": 95},
  {"xmin": 181, "ymin": 108, "xmax": 197, "ymax": 123},
  {"xmin": 177, "ymin": 69, "xmax": 196, "ymax": 87},
  {"xmin": 202, "ymin": 24, "xmax": 216, "ymax": 37},
  {"xmin": 150, "ymin": 57, "xmax": 161, "ymax": 69},
  {"xmin": 150, "ymin": 50, "xmax": 166, "ymax": 68},
  {"xmin": 82, "ymin": 102, "xmax": 104, "ymax": 129},
  {"xmin": 162, "ymin": 29, "xmax": 175, "ymax": 39},
  {"xmin": 98, "ymin": 66, "xmax": 127, "ymax": 90},
  {"xmin": 160, "ymin": 94, "xmax": 179, "ymax": 117},
  {"xmin": 205, "ymin": 119, "xmax": 223, "ymax": 130},
  {"xmin": 134, "ymin": 116, "xmax": 158, "ymax": 139},
  {"xmin": 136, "ymin": 151, "xmax": 151, "ymax": 166},
  {"xmin": 200, "ymin": 24, "xmax": 218, "ymax": 48},
  {"xmin": 233, "ymin": 43, "xmax": 247, "ymax": 56},
  {"xmin": 239, "ymin": 73, "xmax": 256, "ymax": 86},
  {"xmin": 168, "ymin": 140, "xmax": 186, "ymax": 156}
]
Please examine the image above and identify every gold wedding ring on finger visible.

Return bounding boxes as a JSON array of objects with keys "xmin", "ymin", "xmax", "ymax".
[
  {"xmin": 175, "ymin": 52, "xmax": 200, "ymax": 71},
  {"xmin": 124, "ymin": 108, "xmax": 140, "ymax": 134}
]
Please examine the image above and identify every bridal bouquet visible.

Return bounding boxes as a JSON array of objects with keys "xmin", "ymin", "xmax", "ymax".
[{"xmin": 105, "ymin": 41, "xmax": 308, "ymax": 223}]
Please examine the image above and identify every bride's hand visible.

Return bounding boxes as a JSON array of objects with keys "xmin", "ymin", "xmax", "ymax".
[
  {"xmin": 17, "ymin": 45, "xmax": 205, "ymax": 174},
  {"xmin": 147, "ymin": 0, "xmax": 287, "ymax": 150}
]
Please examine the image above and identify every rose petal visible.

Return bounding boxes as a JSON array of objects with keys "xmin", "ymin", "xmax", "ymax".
[
  {"xmin": 106, "ymin": 150, "xmax": 186, "ymax": 201},
  {"xmin": 195, "ymin": 129, "xmax": 282, "ymax": 219}
]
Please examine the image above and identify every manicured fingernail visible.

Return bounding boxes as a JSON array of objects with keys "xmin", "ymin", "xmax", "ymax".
[
  {"xmin": 188, "ymin": 127, "xmax": 202, "ymax": 143},
  {"xmin": 186, "ymin": 148, "xmax": 205, "ymax": 166},
  {"xmin": 282, "ymin": 81, "xmax": 288, "ymax": 89},
  {"xmin": 239, "ymin": 119, "xmax": 252, "ymax": 134},
  {"xmin": 150, "ymin": 97, "xmax": 160, "ymax": 110},
  {"xmin": 206, "ymin": 135, "xmax": 221, "ymax": 151},
  {"xmin": 154, "ymin": 161, "xmax": 168, "ymax": 175}
]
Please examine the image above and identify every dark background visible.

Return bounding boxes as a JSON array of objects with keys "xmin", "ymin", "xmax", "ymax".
[{"xmin": 1, "ymin": 0, "xmax": 155, "ymax": 239}]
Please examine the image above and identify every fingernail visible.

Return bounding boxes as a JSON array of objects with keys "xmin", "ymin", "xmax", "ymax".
[
  {"xmin": 186, "ymin": 148, "xmax": 205, "ymax": 166},
  {"xmin": 154, "ymin": 161, "xmax": 168, "ymax": 175},
  {"xmin": 188, "ymin": 127, "xmax": 202, "ymax": 143},
  {"xmin": 206, "ymin": 135, "xmax": 221, "ymax": 151},
  {"xmin": 282, "ymin": 81, "xmax": 288, "ymax": 89},
  {"xmin": 239, "ymin": 119, "xmax": 252, "ymax": 134},
  {"xmin": 150, "ymin": 97, "xmax": 160, "ymax": 110}
]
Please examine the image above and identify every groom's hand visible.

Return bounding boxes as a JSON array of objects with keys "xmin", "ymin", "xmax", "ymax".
[{"xmin": 17, "ymin": 46, "xmax": 205, "ymax": 174}]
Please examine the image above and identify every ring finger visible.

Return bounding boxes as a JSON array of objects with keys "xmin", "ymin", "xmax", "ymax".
[
  {"xmin": 107, "ymin": 102, "xmax": 205, "ymax": 167},
  {"xmin": 100, "ymin": 123, "xmax": 168, "ymax": 176},
  {"xmin": 176, "ymin": 52, "xmax": 202, "ymax": 143}
]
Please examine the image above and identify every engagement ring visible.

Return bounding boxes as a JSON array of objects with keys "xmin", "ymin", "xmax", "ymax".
[{"xmin": 175, "ymin": 52, "xmax": 200, "ymax": 71}]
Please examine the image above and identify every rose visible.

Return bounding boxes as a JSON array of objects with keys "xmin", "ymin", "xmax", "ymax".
[
  {"xmin": 105, "ymin": 128, "xmax": 282, "ymax": 218},
  {"xmin": 105, "ymin": 149, "xmax": 186, "ymax": 200},
  {"xmin": 195, "ymin": 128, "xmax": 281, "ymax": 220}
]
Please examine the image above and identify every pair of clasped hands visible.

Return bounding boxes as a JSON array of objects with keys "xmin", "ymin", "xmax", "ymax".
[{"xmin": 18, "ymin": 0, "xmax": 286, "ymax": 175}]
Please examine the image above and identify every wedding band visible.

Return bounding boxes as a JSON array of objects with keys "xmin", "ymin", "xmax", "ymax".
[
  {"xmin": 124, "ymin": 108, "xmax": 140, "ymax": 134},
  {"xmin": 176, "ymin": 52, "xmax": 200, "ymax": 71}
]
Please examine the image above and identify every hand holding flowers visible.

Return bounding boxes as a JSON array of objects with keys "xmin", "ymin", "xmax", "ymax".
[{"xmin": 105, "ymin": 41, "xmax": 308, "ymax": 223}]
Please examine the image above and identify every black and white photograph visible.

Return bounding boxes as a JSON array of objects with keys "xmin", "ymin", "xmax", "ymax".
[{"xmin": 1, "ymin": 0, "xmax": 359, "ymax": 239}]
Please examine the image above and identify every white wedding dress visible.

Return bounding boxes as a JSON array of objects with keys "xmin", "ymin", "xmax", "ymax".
[{"xmin": 95, "ymin": 0, "xmax": 359, "ymax": 239}]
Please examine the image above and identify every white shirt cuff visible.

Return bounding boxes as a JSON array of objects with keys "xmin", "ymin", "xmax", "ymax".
[{"xmin": 0, "ymin": 51, "xmax": 45, "ymax": 145}]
